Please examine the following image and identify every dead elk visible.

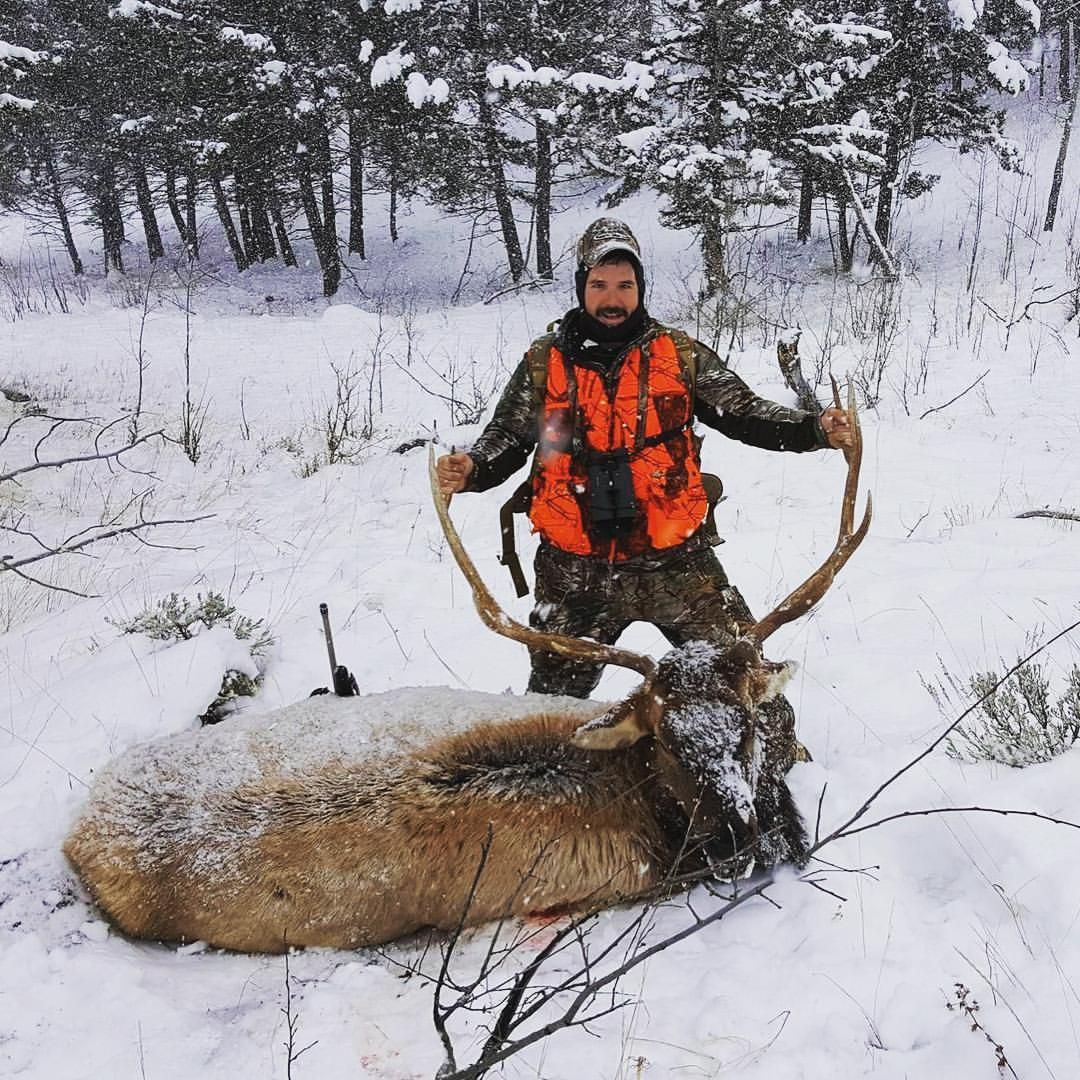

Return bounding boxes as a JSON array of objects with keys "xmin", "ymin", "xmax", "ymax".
[{"xmin": 64, "ymin": 398, "xmax": 870, "ymax": 953}]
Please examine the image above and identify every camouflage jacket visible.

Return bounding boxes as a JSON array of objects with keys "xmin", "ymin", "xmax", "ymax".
[{"xmin": 465, "ymin": 311, "xmax": 828, "ymax": 493}]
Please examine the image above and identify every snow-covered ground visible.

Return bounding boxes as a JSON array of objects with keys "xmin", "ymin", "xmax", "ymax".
[{"xmin": 3, "ymin": 98, "xmax": 1080, "ymax": 1079}]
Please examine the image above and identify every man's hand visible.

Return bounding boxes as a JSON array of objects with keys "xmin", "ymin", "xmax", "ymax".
[
  {"xmin": 436, "ymin": 451, "xmax": 475, "ymax": 499},
  {"xmin": 819, "ymin": 406, "xmax": 855, "ymax": 450}
]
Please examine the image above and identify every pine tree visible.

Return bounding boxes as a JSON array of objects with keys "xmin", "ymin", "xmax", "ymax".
[{"xmin": 844, "ymin": 0, "xmax": 1037, "ymax": 261}]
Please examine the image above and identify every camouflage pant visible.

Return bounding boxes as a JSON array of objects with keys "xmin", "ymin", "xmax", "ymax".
[
  {"xmin": 528, "ymin": 541, "xmax": 756, "ymax": 693},
  {"xmin": 526, "ymin": 540, "xmax": 803, "ymax": 781}
]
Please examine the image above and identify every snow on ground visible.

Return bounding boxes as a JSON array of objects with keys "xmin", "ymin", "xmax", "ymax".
[{"xmin": 3, "ymin": 98, "xmax": 1080, "ymax": 1078}]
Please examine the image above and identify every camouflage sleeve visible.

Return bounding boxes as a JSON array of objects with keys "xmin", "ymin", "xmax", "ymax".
[
  {"xmin": 692, "ymin": 340, "xmax": 828, "ymax": 453},
  {"xmin": 464, "ymin": 359, "xmax": 538, "ymax": 492}
]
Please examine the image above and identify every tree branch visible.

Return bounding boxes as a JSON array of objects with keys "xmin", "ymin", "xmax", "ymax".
[
  {"xmin": 0, "ymin": 428, "xmax": 167, "ymax": 484},
  {"xmin": 1, "ymin": 514, "xmax": 213, "ymax": 572},
  {"xmin": 917, "ymin": 370, "xmax": 989, "ymax": 420},
  {"xmin": 811, "ymin": 617, "xmax": 1080, "ymax": 852},
  {"xmin": 835, "ymin": 805, "xmax": 1080, "ymax": 842},
  {"xmin": 1015, "ymin": 508, "xmax": 1080, "ymax": 523}
]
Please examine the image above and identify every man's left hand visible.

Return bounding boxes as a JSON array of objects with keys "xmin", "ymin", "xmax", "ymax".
[{"xmin": 820, "ymin": 406, "xmax": 855, "ymax": 450}]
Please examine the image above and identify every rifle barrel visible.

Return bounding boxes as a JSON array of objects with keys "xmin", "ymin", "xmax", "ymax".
[{"xmin": 319, "ymin": 602, "xmax": 339, "ymax": 676}]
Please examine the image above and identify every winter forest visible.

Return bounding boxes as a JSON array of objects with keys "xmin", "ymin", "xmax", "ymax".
[
  {"xmin": 2, "ymin": 0, "xmax": 1070, "ymax": 294},
  {"xmin": 3, "ymin": 0, "xmax": 1080, "ymax": 1078}
]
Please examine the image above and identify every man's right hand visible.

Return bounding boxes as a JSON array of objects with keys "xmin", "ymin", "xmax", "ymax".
[{"xmin": 436, "ymin": 452, "xmax": 475, "ymax": 498}]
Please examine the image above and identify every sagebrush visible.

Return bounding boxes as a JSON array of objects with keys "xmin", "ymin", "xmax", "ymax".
[
  {"xmin": 110, "ymin": 591, "xmax": 273, "ymax": 723},
  {"xmin": 925, "ymin": 653, "xmax": 1080, "ymax": 767}
]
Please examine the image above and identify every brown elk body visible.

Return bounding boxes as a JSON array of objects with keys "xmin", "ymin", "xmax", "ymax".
[
  {"xmin": 65, "ymin": 673, "xmax": 786, "ymax": 953},
  {"xmin": 65, "ymin": 390, "xmax": 869, "ymax": 954}
]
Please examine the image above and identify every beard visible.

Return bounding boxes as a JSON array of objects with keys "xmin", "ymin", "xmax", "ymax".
[{"xmin": 573, "ymin": 303, "xmax": 647, "ymax": 350}]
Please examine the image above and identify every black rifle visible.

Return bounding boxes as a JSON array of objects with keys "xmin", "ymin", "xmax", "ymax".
[{"xmin": 319, "ymin": 602, "xmax": 359, "ymax": 697}]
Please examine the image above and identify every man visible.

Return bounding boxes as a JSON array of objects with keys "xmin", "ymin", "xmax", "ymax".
[{"xmin": 437, "ymin": 217, "xmax": 853, "ymax": 702}]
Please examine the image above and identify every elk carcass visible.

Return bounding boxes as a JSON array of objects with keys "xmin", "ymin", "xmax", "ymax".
[{"xmin": 64, "ymin": 397, "xmax": 870, "ymax": 953}]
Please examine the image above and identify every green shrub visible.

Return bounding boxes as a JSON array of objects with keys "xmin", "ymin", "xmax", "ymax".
[
  {"xmin": 110, "ymin": 591, "xmax": 273, "ymax": 723},
  {"xmin": 925, "ymin": 653, "xmax": 1080, "ymax": 767}
]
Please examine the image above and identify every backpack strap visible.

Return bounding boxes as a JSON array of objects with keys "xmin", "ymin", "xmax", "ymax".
[
  {"xmin": 498, "ymin": 328, "xmax": 559, "ymax": 598},
  {"xmin": 666, "ymin": 327, "xmax": 698, "ymax": 392},
  {"xmin": 525, "ymin": 327, "xmax": 559, "ymax": 405},
  {"xmin": 498, "ymin": 480, "xmax": 533, "ymax": 598}
]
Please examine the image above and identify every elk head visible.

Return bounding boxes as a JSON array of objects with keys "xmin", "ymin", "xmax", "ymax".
[{"xmin": 428, "ymin": 382, "xmax": 870, "ymax": 872}]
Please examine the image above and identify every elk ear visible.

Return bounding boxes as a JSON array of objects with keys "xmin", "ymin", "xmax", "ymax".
[
  {"xmin": 571, "ymin": 686, "xmax": 661, "ymax": 751},
  {"xmin": 750, "ymin": 659, "xmax": 796, "ymax": 704}
]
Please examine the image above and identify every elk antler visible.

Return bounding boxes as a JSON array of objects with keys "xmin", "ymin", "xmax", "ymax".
[
  {"xmin": 743, "ymin": 380, "xmax": 872, "ymax": 645},
  {"xmin": 428, "ymin": 448, "xmax": 658, "ymax": 680}
]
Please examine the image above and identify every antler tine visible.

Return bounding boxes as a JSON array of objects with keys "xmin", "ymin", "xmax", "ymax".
[
  {"xmin": 831, "ymin": 375, "xmax": 862, "ymax": 540},
  {"xmin": 428, "ymin": 448, "xmax": 658, "ymax": 680},
  {"xmin": 744, "ymin": 381, "xmax": 872, "ymax": 646}
]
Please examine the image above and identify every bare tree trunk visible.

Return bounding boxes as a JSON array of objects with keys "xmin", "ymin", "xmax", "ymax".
[
  {"xmin": 164, "ymin": 168, "xmax": 190, "ymax": 249},
  {"xmin": 843, "ymin": 165, "xmax": 896, "ymax": 277},
  {"xmin": 835, "ymin": 183, "xmax": 855, "ymax": 272},
  {"xmin": 777, "ymin": 334, "xmax": 820, "ymax": 412},
  {"xmin": 469, "ymin": 0, "xmax": 524, "ymax": 282},
  {"xmin": 700, "ymin": 213, "xmax": 727, "ymax": 296},
  {"xmin": 389, "ymin": 156, "xmax": 399, "ymax": 243},
  {"xmin": 1062, "ymin": 20, "xmax": 1073, "ymax": 101},
  {"xmin": 248, "ymin": 183, "xmax": 277, "ymax": 262},
  {"xmin": 235, "ymin": 177, "xmax": 255, "ymax": 264},
  {"xmin": 297, "ymin": 146, "xmax": 324, "ymax": 249},
  {"xmin": 210, "ymin": 168, "xmax": 249, "ymax": 271},
  {"xmin": 317, "ymin": 124, "xmax": 338, "ymax": 275},
  {"xmin": 44, "ymin": 153, "xmax": 83, "ymax": 275},
  {"xmin": 133, "ymin": 160, "xmax": 165, "ymax": 260},
  {"xmin": 1044, "ymin": 71, "xmax": 1079, "ymax": 232},
  {"xmin": 348, "ymin": 109, "xmax": 366, "ymax": 258},
  {"xmin": 479, "ymin": 97, "xmax": 524, "ymax": 281},
  {"xmin": 871, "ymin": 131, "xmax": 901, "ymax": 263},
  {"xmin": 185, "ymin": 172, "xmax": 199, "ymax": 259},
  {"xmin": 535, "ymin": 115, "xmax": 553, "ymax": 279},
  {"xmin": 296, "ymin": 138, "xmax": 340, "ymax": 296},
  {"xmin": 95, "ymin": 162, "xmax": 125, "ymax": 273},
  {"xmin": 797, "ymin": 169, "xmax": 813, "ymax": 243},
  {"xmin": 268, "ymin": 191, "xmax": 297, "ymax": 267}
]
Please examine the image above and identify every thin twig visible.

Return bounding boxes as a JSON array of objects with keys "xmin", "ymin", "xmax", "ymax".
[
  {"xmin": 0, "ymin": 429, "xmax": 167, "ymax": 483},
  {"xmin": 0, "ymin": 412, "xmax": 96, "ymax": 449},
  {"xmin": 1, "ymin": 514, "xmax": 214, "ymax": 571},
  {"xmin": 979, "ymin": 285, "xmax": 1079, "ymax": 327},
  {"xmin": 434, "ymin": 828, "xmax": 497, "ymax": 1076},
  {"xmin": 812, "ymin": 617, "xmax": 1080, "ymax": 852},
  {"xmin": 482, "ymin": 275, "xmax": 550, "ymax": 306},
  {"xmin": 918, "ymin": 370, "xmax": 989, "ymax": 420},
  {"xmin": 281, "ymin": 946, "xmax": 318, "ymax": 1078},
  {"xmin": 836, "ymin": 805, "xmax": 1080, "ymax": 842},
  {"xmin": 0, "ymin": 561, "xmax": 95, "ymax": 597},
  {"xmin": 423, "ymin": 630, "xmax": 470, "ymax": 688}
]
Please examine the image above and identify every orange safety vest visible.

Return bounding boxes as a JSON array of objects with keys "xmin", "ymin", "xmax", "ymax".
[{"xmin": 529, "ymin": 333, "xmax": 709, "ymax": 559}]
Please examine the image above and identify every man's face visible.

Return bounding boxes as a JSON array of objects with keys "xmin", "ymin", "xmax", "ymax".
[{"xmin": 583, "ymin": 259, "xmax": 640, "ymax": 327}]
